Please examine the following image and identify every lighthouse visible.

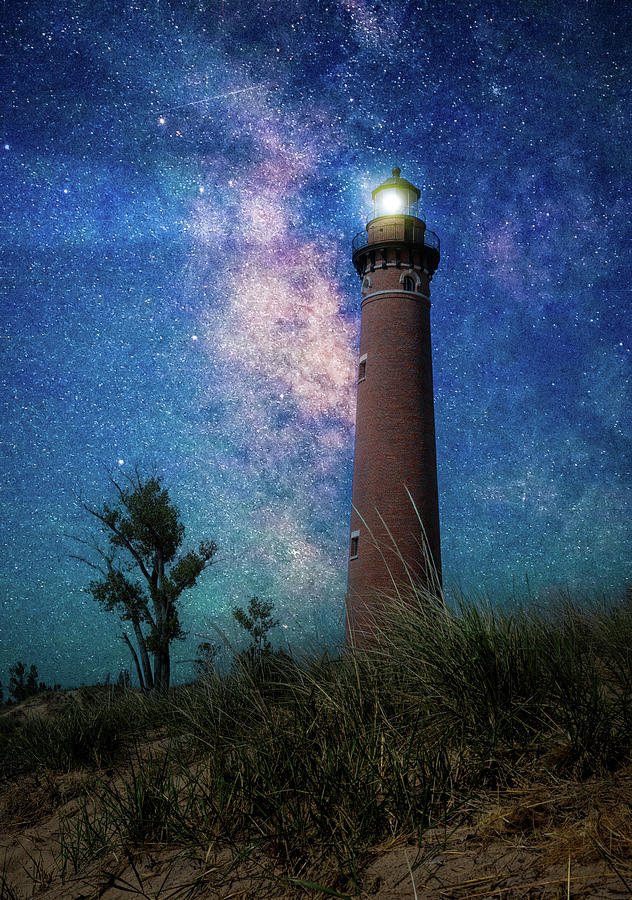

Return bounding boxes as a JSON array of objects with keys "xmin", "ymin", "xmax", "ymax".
[{"xmin": 345, "ymin": 167, "xmax": 442, "ymax": 645}]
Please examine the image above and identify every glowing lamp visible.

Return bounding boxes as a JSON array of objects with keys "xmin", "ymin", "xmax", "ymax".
[
  {"xmin": 372, "ymin": 166, "xmax": 420, "ymax": 219},
  {"xmin": 380, "ymin": 188, "xmax": 406, "ymax": 214}
]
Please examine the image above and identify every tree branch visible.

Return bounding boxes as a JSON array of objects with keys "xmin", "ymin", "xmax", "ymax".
[
  {"xmin": 82, "ymin": 504, "xmax": 153, "ymax": 586},
  {"xmin": 69, "ymin": 554, "xmax": 108, "ymax": 576},
  {"xmin": 68, "ymin": 533, "xmax": 116, "ymax": 576},
  {"xmin": 121, "ymin": 631, "xmax": 145, "ymax": 691}
]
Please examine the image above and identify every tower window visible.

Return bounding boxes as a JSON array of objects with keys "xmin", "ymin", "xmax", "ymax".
[
  {"xmin": 350, "ymin": 530, "xmax": 360, "ymax": 559},
  {"xmin": 403, "ymin": 276, "xmax": 415, "ymax": 292},
  {"xmin": 358, "ymin": 353, "xmax": 367, "ymax": 381}
]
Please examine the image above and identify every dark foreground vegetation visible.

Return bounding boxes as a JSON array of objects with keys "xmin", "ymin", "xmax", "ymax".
[
  {"xmin": 0, "ymin": 661, "xmax": 61, "ymax": 705},
  {"xmin": 1, "ymin": 589, "xmax": 632, "ymax": 897}
]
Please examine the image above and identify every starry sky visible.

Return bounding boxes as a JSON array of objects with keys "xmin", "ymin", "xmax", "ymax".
[{"xmin": 1, "ymin": 0, "xmax": 630, "ymax": 688}]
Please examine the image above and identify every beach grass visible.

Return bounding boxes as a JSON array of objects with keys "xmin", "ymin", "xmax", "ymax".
[{"xmin": 1, "ymin": 583, "xmax": 631, "ymax": 896}]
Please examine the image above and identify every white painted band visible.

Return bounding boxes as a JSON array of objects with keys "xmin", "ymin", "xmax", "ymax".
[{"xmin": 361, "ymin": 289, "xmax": 431, "ymax": 303}]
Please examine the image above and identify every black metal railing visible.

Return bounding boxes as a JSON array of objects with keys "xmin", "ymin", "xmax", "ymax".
[
  {"xmin": 351, "ymin": 228, "xmax": 439, "ymax": 253},
  {"xmin": 352, "ymin": 231, "xmax": 368, "ymax": 252},
  {"xmin": 424, "ymin": 229, "xmax": 440, "ymax": 250}
]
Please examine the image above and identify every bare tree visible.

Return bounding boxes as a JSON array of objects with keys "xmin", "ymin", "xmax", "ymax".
[{"xmin": 73, "ymin": 470, "xmax": 217, "ymax": 694}]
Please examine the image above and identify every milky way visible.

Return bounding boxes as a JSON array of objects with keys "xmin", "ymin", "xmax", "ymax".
[{"xmin": 1, "ymin": 0, "xmax": 630, "ymax": 686}]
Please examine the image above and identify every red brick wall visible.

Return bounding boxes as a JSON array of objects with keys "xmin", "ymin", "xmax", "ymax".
[{"xmin": 346, "ymin": 227, "xmax": 441, "ymax": 645}]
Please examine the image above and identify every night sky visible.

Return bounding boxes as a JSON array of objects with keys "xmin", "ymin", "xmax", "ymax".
[{"xmin": 1, "ymin": 0, "xmax": 630, "ymax": 688}]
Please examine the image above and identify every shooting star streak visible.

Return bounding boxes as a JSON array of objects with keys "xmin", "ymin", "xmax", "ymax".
[{"xmin": 162, "ymin": 86, "xmax": 261, "ymax": 111}]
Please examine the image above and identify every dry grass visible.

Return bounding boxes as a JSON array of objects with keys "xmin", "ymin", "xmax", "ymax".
[{"xmin": 2, "ymin": 587, "xmax": 632, "ymax": 898}]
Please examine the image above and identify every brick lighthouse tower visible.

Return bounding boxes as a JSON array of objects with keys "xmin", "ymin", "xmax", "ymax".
[{"xmin": 345, "ymin": 167, "xmax": 441, "ymax": 645}]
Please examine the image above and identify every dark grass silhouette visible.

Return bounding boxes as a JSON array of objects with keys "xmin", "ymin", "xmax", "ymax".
[{"xmin": 2, "ymin": 582, "xmax": 632, "ymax": 897}]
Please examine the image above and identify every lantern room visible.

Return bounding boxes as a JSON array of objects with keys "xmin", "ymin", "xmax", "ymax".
[{"xmin": 371, "ymin": 166, "xmax": 421, "ymax": 220}]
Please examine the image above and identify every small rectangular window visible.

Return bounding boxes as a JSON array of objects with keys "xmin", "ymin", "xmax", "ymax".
[
  {"xmin": 358, "ymin": 354, "xmax": 367, "ymax": 382},
  {"xmin": 350, "ymin": 530, "xmax": 360, "ymax": 559}
]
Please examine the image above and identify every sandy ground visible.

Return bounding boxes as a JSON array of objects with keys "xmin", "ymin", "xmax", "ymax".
[
  {"xmin": 2, "ymin": 695, "xmax": 632, "ymax": 898},
  {"xmin": 3, "ymin": 774, "xmax": 632, "ymax": 898}
]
